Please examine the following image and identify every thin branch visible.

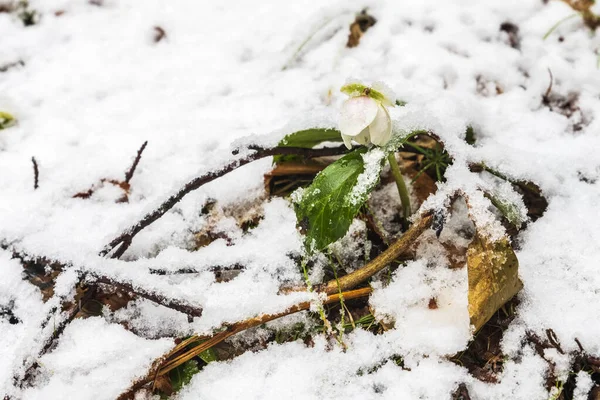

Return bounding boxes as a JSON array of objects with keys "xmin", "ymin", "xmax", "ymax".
[
  {"xmin": 90, "ymin": 273, "xmax": 203, "ymax": 318},
  {"xmin": 31, "ymin": 157, "xmax": 39, "ymax": 190},
  {"xmin": 18, "ymin": 280, "xmax": 95, "ymax": 387},
  {"xmin": 0, "ymin": 59, "xmax": 24, "ymax": 72},
  {"xmin": 9, "ymin": 248, "xmax": 204, "ymax": 388},
  {"xmin": 124, "ymin": 141, "xmax": 148, "ymax": 184},
  {"xmin": 543, "ymin": 68, "xmax": 553, "ymax": 102},
  {"xmin": 117, "ymin": 287, "xmax": 372, "ymax": 399},
  {"xmin": 148, "ymin": 263, "xmax": 245, "ymax": 275},
  {"xmin": 100, "ymin": 145, "xmax": 349, "ymax": 258},
  {"xmin": 12, "ymin": 248, "xmax": 204, "ymax": 318}
]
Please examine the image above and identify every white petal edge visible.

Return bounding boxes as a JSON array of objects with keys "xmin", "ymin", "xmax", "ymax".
[
  {"xmin": 354, "ymin": 127, "xmax": 371, "ymax": 146},
  {"xmin": 341, "ymin": 133, "xmax": 353, "ymax": 150},
  {"xmin": 339, "ymin": 96, "xmax": 379, "ymax": 137},
  {"xmin": 372, "ymin": 81, "xmax": 396, "ymax": 106},
  {"xmin": 369, "ymin": 104, "xmax": 392, "ymax": 146}
]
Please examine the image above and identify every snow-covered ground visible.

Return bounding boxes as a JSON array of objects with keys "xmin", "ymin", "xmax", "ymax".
[{"xmin": 1, "ymin": 0, "xmax": 600, "ymax": 398}]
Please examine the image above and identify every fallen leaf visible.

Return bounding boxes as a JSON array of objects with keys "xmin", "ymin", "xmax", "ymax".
[
  {"xmin": 153, "ymin": 374, "xmax": 173, "ymax": 396},
  {"xmin": 347, "ymin": 10, "xmax": 376, "ymax": 48},
  {"xmin": 467, "ymin": 234, "xmax": 522, "ymax": 331},
  {"xmin": 264, "ymin": 161, "xmax": 327, "ymax": 196}
]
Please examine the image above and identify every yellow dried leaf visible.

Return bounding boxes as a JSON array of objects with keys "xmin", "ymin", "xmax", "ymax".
[{"xmin": 467, "ymin": 234, "xmax": 522, "ymax": 331}]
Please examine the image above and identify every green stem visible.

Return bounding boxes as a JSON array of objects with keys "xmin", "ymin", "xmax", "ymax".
[
  {"xmin": 543, "ymin": 13, "xmax": 579, "ymax": 40},
  {"xmin": 387, "ymin": 153, "xmax": 411, "ymax": 230}
]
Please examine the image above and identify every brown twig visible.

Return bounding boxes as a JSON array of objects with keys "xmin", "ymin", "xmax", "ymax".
[
  {"xmin": 31, "ymin": 157, "xmax": 39, "ymax": 190},
  {"xmin": 124, "ymin": 141, "xmax": 148, "ymax": 184},
  {"xmin": 73, "ymin": 141, "xmax": 148, "ymax": 201},
  {"xmin": 18, "ymin": 280, "xmax": 95, "ymax": 387},
  {"xmin": 117, "ymin": 287, "xmax": 372, "ymax": 399},
  {"xmin": 8, "ymin": 249, "xmax": 205, "ymax": 388},
  {"xmin": 543, "ymin": 68, "xmax": 553, "ymax": 103},
  {"xmin": 0, "ymin": 59, "xmax": 24, "ymax": 73},
  {"xmin": 153, "ymin": 26, "xmax": 166, "ymax": 43},
  {"xmin": 90, "ymin": 273, "xmax": 203, "ymax": 318},
  {"xmin": 452, "ymin": 383, "xmax": 472, "ymax": 400},
  {"xmin": 12, "ymin": 250, "xmax": 204, "ymax": 318},
  {"xmin": 148, "ymin": 263, "xmax": 245, "ymax": 275},
  {"xmin": 100, "ymin": 145, "xmax": 350, "ymax": 258}
]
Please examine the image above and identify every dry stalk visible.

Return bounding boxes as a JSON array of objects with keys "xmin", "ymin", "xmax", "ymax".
[
  {"xmin": 117, "ymin": 287, "xmax": 372, "ymax": 399},
  {"xmin": 31, "ymin": 157, "xmax": 39, "ymax": 190}
]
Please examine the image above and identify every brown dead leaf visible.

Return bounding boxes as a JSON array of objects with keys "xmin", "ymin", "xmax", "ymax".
[
  {"xmin": 73, "ymin": 178, "xmax": 130, "ymax": 203},
  {"xmin": 560, "ymin": 0, "xmax": 600, "ymax": 30},
  {"xmin": 153, "ymin": 374, "xmax": 173, "ymax": 396},
  {"xmin": 153, "ymin": 26, "xmax": 166, "ymax": 43},
  {"xmin": 347, "ymin": 10, "xmax": 376, "ymax": 48},
  {"xmin": 402, "ymin": 164, "xmax": 437, "ymax": 207},
  {"xmin": 441, "ymin": 241, "xmax": 468, "ymax": 269},
  {"xmin": 428, "ymin": 298, "xmax": 438, "ymax": 310},
  {"xmin": 21, "ymin": 260, "xmax": 62, "ymax": 302},
  {"xmin": 467, "ymin": 234, "xmax": 522, "ymax": 331},
  {"xmin": 264, "ymin": 160, "xmax": 327, "ymax": 196}
]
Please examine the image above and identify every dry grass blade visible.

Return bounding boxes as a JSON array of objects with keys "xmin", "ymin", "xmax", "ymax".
[{"xmin": 118, "ymin": 287, "xmax": 372, "ymax": 399}]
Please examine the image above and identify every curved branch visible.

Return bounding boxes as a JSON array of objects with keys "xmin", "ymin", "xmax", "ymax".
[
  {"xmin": 117, "ymin": 287, "xmax": 372, "ymax": 400},
  {"xmin": 100, "ymin": 145, "xmax": 349, "ymax": 259}
]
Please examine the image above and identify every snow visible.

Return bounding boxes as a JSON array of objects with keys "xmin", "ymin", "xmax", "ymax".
[
  {"xmin": 347, "ymin": 147, "xmax": 385, "ymax": 206},
  {"xmin": 21, "ymin": 318, "xmax": 172, "ymax": 400},
  {"xmin": 1, "ymin": 0, "xmax": 600, "ymax": 398}
]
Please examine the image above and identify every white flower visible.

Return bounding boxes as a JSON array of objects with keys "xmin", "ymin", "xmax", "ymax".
[{"xmin": 338, "ymin": 82, "xmax": 394, "ymax": 149}]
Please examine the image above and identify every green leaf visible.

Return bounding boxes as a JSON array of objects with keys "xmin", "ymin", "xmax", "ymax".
[
  {"xmin": 278, "ymin": 128, "xmax": 342, "ymax": 148},
  {"xmin": 294, "ymin": 147, "xmax": 385, "ymax": 252},
  {"xmin": 169, "ymin": 360, "xmax": 199, "ymax": 393},
  {"xmin": 486, "ymin": 193, "xmax": 526, "ymax": 228},
  {"xmin": 0, "ymin": 111, "xmax": 15, "ymax": 130},
  {"xmin": 465, "ymin": 125, "xmax": 476, "ymax": 145},
  {"xmin": 198, "ymin": 347, "xmax": 218, "ymax": 364},
  {"xmin": 276, "ymin": 128, "xmax": 342, "ymax": 163}
]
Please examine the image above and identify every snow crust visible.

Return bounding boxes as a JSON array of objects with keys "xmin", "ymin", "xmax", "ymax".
[{"xmin": 1, "ymin": 0, "xmax": 600, "ymax": 398}]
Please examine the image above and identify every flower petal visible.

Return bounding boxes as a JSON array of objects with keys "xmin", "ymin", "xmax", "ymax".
[
  {"xmin": 339, "ymin": 96, "xmax": 379, "ymax": 137},
  {"xmin": 371, "ymin": 81, "xmax": 396, "ymax": 107},
  {"xmin": 341, "ymin": 133, "xmax": 353, "ymax": 150},
  {"xmin": 354, "ymin": 127, "xmax": 371, "ymax": 146},
  {"xmin": 369, "ymin": 104, "xmax": 392, "ymax": 146}
]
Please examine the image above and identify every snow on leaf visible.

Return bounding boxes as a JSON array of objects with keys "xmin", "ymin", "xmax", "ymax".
[
  {"xmin": 294, "ymin": 147, "xmax": 384, "ymax": 253},
  {"xmin": 278, "ymin": 128, "xmax": 342, "ymax": 148}
]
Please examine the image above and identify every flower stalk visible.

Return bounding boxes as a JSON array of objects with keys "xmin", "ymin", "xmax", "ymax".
[{"xmin": 387, "ymin": 152, "xmax": 411, "ymax": 230}]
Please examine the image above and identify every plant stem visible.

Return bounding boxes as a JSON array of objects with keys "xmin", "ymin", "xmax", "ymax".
[
  {"xmin": 387, "ymin": 153, "xmax": 411, "ymax": 230},
  {"xmin": 543, "ymin": 13, "xmax": 579, "ymax": 40}
]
